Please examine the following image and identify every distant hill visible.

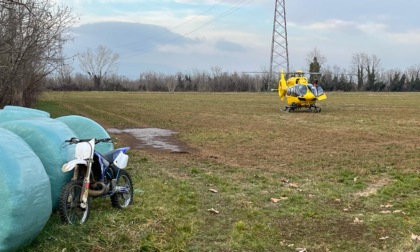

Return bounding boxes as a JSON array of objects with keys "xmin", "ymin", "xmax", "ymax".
[
  {"xmin": 64, "ymin": 21, "xmax": 196, "ymax": 77},
  {"xmin": 63, "ymin": 21, "xmax": 259, "ymax": 78},
  {"xmin": 70, "ymin": 21, "xmax": 193, "ymax": 51}
]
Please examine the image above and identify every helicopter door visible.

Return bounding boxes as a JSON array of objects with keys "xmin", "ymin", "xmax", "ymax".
[
  {"xmin": 316, "ymin": 86, "xmax": 324, "ymax": 96},
  {"xmin": 308, "ymin": 84, "xmax": 318, "ymax": 96},
  {"xmin": 316, "ymin": 86, "xmax": 327, "ymax": 100}
]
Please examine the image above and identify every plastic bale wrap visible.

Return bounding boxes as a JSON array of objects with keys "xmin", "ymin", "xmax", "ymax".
[
  {"xmin": 0, "ymin": 118, "xmax": 76, "ymax": 209},
  {"xmin": 3, "ymin": 105, "xmax": 50, "ymax": 118},
  {"xmin": 0, "ymin": 128, "xmax": 52, "ymax": 252},
  {"xmin": 56, "ymin": 115, "xmax": 114, "ymax": 154},
  {"xmin": 0, "ymin": 107, "xmax": 50, "ymax": 123}
]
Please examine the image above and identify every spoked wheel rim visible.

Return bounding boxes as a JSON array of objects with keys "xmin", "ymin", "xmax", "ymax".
[
  {"xmin": 59, "ymin": 181, "xmax": 89, "ymax": 225},
  {"xmin": 66, "ymin": 185, "xmax": 88, "ymax": 224},
  {"xmin": 115, "ymin": 174, "xmax": 132, "ymax": 207},
  {"xmin": 111, "ymin": 170, "xmax": 133, "ymax": 209}
]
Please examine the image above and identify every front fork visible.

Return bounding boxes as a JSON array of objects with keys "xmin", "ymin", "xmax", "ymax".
[{"xmin": 80, "ymin": 159, "xmax": 93, "ymax": 209}]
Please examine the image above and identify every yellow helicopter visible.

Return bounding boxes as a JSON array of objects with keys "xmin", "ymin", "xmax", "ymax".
[{"xmin": 277, "ymin": 70, "xmax": 327, "ymax": 112}]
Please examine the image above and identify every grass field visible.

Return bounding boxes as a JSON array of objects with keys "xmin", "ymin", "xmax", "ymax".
[{"xmin": 23, "ymin": 91, "xmax": 420, "ymax": 251}]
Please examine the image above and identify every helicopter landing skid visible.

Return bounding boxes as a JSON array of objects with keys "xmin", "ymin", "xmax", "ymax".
[
  {"xmin": 282, "ymin": 104, "xmax": 321, "ymax": 113},
  {"xmin": 308, "ymin": 104, "xmax": 322, "ymax": 113}
]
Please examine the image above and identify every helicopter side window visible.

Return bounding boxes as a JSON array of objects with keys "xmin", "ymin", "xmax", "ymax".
[
  {"xmin": 286, "ymin": 86, "xmax": 298, "ymax": 96},
  {"xmin": 316, "ymin": 86, "xmax": 324, "ymax": 96},
  {"xmin": 289, "ymin": 86, "xmax": 296, "ymax": 96}
]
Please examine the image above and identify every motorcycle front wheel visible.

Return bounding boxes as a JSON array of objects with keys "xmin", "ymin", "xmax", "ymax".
[
  {"xmin": 111, "ymin": 169, "xmax": 134, "ymax": 209},
  {"xmin": 59, "ymin": 180, "xmax": 90, "ymax": 224}
]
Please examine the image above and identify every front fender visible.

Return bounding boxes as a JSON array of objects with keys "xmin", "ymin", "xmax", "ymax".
[{"xmin": 62, "ymin": 159, "xmax": 87, "ymax": 172}]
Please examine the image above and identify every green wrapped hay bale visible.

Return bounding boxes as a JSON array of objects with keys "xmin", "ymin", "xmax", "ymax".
[
  {"xmin": 56, "ymin": 115, "xmax": 114, "ymax": 154},
  {"xmin": 0, "ymin": 118, "xmax": 76, "ymax": 209},
  {"xmin": 3, "ymin": 105, "xmax": 50, "ymax": 118},
  {"xmin": 0, "ymin": 128, "xmax": 52, "ymax": 251},
  {"xmin": 0, "ymin": 106, "xmax": 49, "ymax": 123}
]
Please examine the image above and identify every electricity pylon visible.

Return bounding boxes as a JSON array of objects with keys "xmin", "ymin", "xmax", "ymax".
[{"xmin": 269, "ymin": 0, "xmax": 289, "ymax": 88}]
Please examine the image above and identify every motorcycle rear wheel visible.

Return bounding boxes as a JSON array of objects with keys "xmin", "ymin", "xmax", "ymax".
[
  {"xmin": 111, "ymin": 169, "xmax": 133, "ymax": 208},
  {"xmin": 59, "ymin": 180, "xmax": 90, "ymax": 224}
]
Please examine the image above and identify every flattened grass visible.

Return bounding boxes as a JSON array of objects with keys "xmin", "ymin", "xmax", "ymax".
[{"xmin": 24, "ymin": 91, "xmax": 420, "ymax": 251}]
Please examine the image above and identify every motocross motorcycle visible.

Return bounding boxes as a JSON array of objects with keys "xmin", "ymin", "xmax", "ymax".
[{"xmin": 59, "ymin": 137, "xmax": 133, "ymax": 224}]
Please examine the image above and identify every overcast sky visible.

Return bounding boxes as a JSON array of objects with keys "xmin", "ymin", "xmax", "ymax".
[{"xmin": 60, "ymin": 0, "xmax": 420, "ymax": 78}]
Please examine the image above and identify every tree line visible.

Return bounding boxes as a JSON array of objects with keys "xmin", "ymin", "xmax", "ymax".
[
  {"xmin": 47, "ymin": 45, "xmax": 420, "ymax": 93},
  {"xmin": 45, "ymin": 67, "xmax": 270, "ymax": 93},
  {"xmin": 45, "ymin": 57, "xmax": 420, "ymax": 93},
  {"xmin": 1, "ymin": 1, "xmax": 420, "ymax": 109},
  {"xmin": 317, "ymin": 63, "xmax": 420, "ymax": 92}
]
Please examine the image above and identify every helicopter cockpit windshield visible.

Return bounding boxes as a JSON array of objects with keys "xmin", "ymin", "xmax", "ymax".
[{"xmin": 286, "ymin": 84, "xmax": 307, "ymax": 97}]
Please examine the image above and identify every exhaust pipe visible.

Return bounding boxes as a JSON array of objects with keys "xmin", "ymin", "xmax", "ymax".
[{"xmin": 89, "ymin": 182, "xmax": 107, "ymax": 196}]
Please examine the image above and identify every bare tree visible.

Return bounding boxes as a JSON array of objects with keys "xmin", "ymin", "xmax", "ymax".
[
  {"xmin": 351, "ymin": 53, "xmax": 381, "ymax": 91},
  {"xmin": 55, "ymin": 60, "xmax": 74, "ymax": 87},
  {"xmin": 45, "ymin": 62, "xmax": 73, "ymax": 90},
  {"xmin": 351, "ymin": 53, "xmax": 368, "ymax": 91},
  {"xmin": 191, "ymin": 69, "xmax": 208, "ymax": 92},
  {"xmin": 78, "ymin": 45, "xmax": 119, "ymax": 90},
  {"xmin": 0, "ymin": 0, "xmax": 75, "ymax": 107},
  {"xmin": 306, "ymin": 47, "xmax": 327, "ymax": 67},
  {"xmin": 139, "ymin": 71, "xmax": 166, "ymax": 91},
  {"xmin": 365, "ymin": 54, "xmax": 381, "ymax": 91},
  {"xmin": 164, "ymin": 75, "xmax": 177, "ymax": 92},
  {"xmin": 405, "ymin": 64, "xmax": 420, "ymax": 82},
  {"xmin": 210, "ymin": 66, "xmax": 223, "ymax": 91}
]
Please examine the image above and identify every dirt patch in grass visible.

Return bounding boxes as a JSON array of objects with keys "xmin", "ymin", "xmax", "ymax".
[
  {"xmin": 354, "ymin": 177, "xmax": 390, "ymax": 197},
  {"xmin": 272, "ymin": 216, "xmax": 386, "ymax": 251},
  {"xmin": 107, "ymin": 128, "xmax": 196, "ymax": 154}
]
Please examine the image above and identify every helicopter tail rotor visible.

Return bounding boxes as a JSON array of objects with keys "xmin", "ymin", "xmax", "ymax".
[{"xmin": 278, "ymin": 70, "xmax": 287, "ymax": 101}]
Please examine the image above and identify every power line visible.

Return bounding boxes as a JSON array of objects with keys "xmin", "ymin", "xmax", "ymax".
[
  {"xmin": 120, "ymin": 0, "xmax": 256, "ymax": 59},
  {"xmin": 67, "ymin": 0, "xmax": 230, "ymax": 54},
  {"xmin": 168, "ymin": 0, "xmax": 229, "ymax": 33},
  {"xmin": 117, "ymin": 0, "xmax": 229, "ymax": 49}
]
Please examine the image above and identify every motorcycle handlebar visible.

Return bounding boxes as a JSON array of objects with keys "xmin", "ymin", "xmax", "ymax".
[
  {"xmin": 64, "ymin": 137, "xmax": 113, "ymax": 144},
  {"xmin": 96, "ymin": 138, "xmax": 113, "ymax": 144}
]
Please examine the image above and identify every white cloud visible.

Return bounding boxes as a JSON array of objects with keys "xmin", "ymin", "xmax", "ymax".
[
  {"xmin": 387, "ymin": 29, "xmax": 420, "ymax": 45},
  {"xmin": 295, "ymin": 19, "xmax": 389, "ymax": 36},
  {"xmin": 356, "ymin": 23, "xmax": 388, "ymax": 34},
  {"xmin": 307, "ymin": 19, "xmax": 355, "ymax": 31}
]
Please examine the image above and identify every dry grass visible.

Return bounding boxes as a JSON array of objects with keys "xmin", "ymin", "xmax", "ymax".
[{"xmin": 23, "ymin": 91, "xmax": 420, "ymax": 251}]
